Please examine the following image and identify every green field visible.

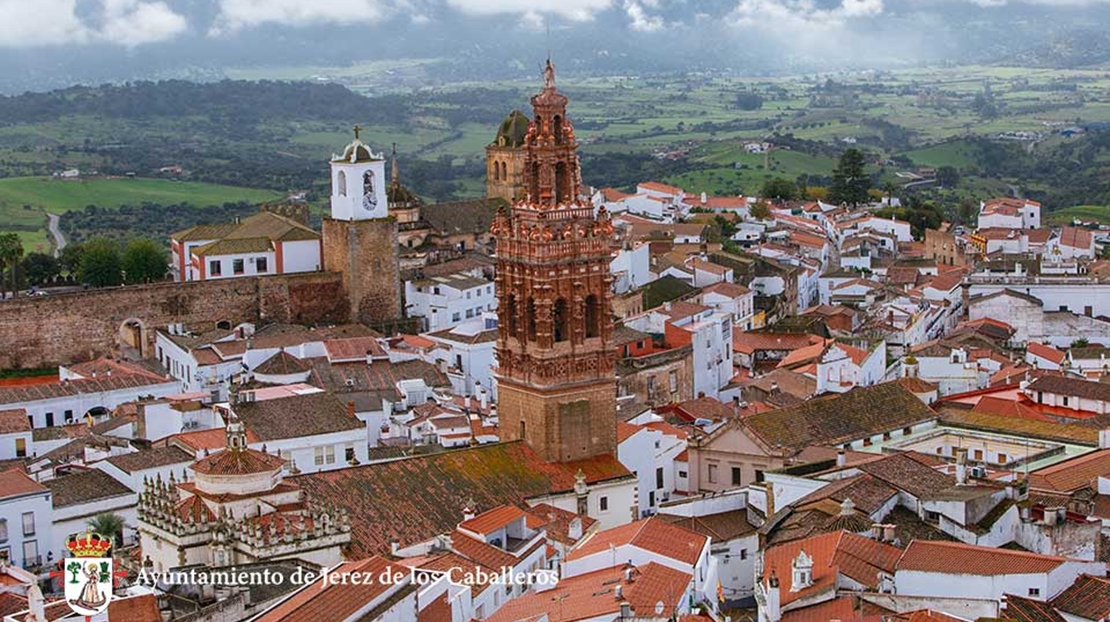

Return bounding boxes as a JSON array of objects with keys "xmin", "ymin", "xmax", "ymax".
[
  {"xmin": 0, "ymin": 177, "xmax": 282, "ymax": 253},
  {"xmin": 1045, "ymin": 205, "xmax": 1110, "ymax": 225}
]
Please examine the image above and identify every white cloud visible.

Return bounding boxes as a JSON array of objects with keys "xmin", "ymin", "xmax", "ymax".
[
  {"xmin": 624, "ymin": 0, "xmax": 665, "ymax": 30},
  {"xmin": 211, "ymin": 0, "xmax": 392, "ymax": 33},
  {"xmin": 0, "ymin": 0, "xmax": 186, "ymax": 48},
  {"xmin": 444, "ymin": 0, "xmax": 613, "ymax": 21},
  {"xmin": 729, "ymin": 0, "xmax": 882, "ymax": 37}
]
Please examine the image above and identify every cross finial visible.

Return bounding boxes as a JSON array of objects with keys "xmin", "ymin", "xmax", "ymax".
[{"xmin": 353, "ymin": 124, "xmax": 362, "ymax": 140}]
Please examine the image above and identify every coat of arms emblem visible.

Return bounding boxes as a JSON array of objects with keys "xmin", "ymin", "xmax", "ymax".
[{"xmin": 63, "ymin": 530, "xmax": 114, "ymax": 617}]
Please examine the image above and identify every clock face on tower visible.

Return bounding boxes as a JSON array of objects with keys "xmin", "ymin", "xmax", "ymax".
[{"xmin": 363, "ymin": 193, "xmax": 377, "ymax": 210}]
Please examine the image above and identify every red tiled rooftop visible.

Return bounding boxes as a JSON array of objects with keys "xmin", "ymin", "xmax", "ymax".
[
  {"xmin": 639, "ymin": 181, "xmax": 684, "ymax": 195},
  {"xmin": 0, "ymin": 469, "xmax": 47, "ymax": 501},
  {"xmin": 1027, "ymin": 342, "xmax": 1067, "ymax": 365},
  {"xmin": 458, "ymin": 504, "xmax": 527, "ymax": 535},
  {"xmin": 567, "ymin": 516, "xmax": 707, "ymax": 566},
  {"xmin": 1030, "ymin": 449, "xmax": 1110, "ymax": 493},
  {"xmin": 0, "ymin": 409, "xmax": 30, "ymax": 435},
  {"xmin": 191, "ymin": 447, "xmax": 285, "ymax": 476},
  {"xmin": 254, "ymin": 557, "xmax": 406, "ymax": 622},
  {"xmin": 896, "ymin": 540, "xmax": 1073, "ymax": 575}
]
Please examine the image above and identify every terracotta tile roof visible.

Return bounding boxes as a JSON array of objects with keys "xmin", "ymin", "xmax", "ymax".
[
  {"xmin": 169, "ymin": 426, "xmax": 261, "ymax": 452},
  {"xmin": 674, "ymin": 397, "xmax": 736, "ymax": 422},
  {"xmin": 1027, "ymin": 342, "xmax": 1067, "ymax": 365},
  {"xmin": 658, "ymin": 509, "xmax": 756, "ymax": 542},
  {"xmin": 639, "ymin": 181, "xmax": 684, "ymax": 195},
  {"xmin": 762, "ymin": 531, "xmax": 899, "ymax": 605},
  {"xmin": 925, "ymin": 270, "xmax": 964, "ymax": 293},
  {"xmin": 896, "ymin": 377, "xmax": 938, "ymax": 394},
  {"xmin": 254, "ymin": 350, "xmax": 311, "ymax": 375},
  {"xmin": 1030, "ymin": 449, "xmax": 1110, "ymax": 493},
  {"xmin": 191, "ymin": 446, "xmax": 285, "ymax": 475},
  {"xmin": 0, "ymin": 373, "xmax": 173, "ymax": 405},
  {"xmin": 0, "ymin": 408, "xmax": 29, "ymax": 434},
  {"xmin": 600, "ymin": 187, "xmax": 632, "ymax": 202},
  {"xmin": 1060, "ymin": 226, "xmax": 1093, "ymax": 249},
  {"xmin": 701, "ymin": 281, "xmax": 751, "ymax": 299},
  {"xmin": 688, "ymin": 258, "xmax": 731, "ymax": 275},
  {"xmin": 855, "ymin": 451, "xmax": 955, "ymax": 498},
  {"xmin": 733, "ymin": 331, "xmax": 823, "ymax": 354},
  {"xmin": 1049, "ymin": 573, "xmax": 1110, "ymax": 619},
  {"xmin": 742, "ymin": 383, "xmax": 937, "ymax": 455},
  {"xmin": 1029, "ymin": 376, "xmax": 1110, "ymax": 402},
  {"xmin": 44, "ymin": 468, "xmax": 131, "ymax": 508},
  {"xmin": 1003, "ymin": 594, "xmax": 1068, "ymax": 622},
  {"xmin": 525, "ymin": 503, "xmax": 596, "ymax": 546},
  {"xmin": 781, "ymin": 596, "xmax": 890, "ymax": 622},
  {"xmin": 107, "ymin": 594, "xmax": 161, "ymax": 622},
  {"xmin": 293, "ymin": 442, "xmax": 630, "ymax": 556},
  {"xmin": 777, "ymin": 340, "xmax": 831, "ymax": 369},
  {"xmin": 232, "ymin": 392, "xmax": 363, "ymax": 441},
  {"xmin": 642, "ymin": 420, "xmax": 688, "ymax": 439},
  {"xmin": 900, "ymin": 609, "xmax": 971, "ymax": 622},
  {"xmin": 682, "ymin": 195, "xmax": 749, "ymax": 209},
  {"xmin": 0, "ymin": 468, "xmax": 47, "ymax": 501},
  {"xmin": 0, "ymin": 592, "xmax": 27, "ymax": 619},
  {"xmin": 485, "ymin": 562, "xmax": 691, "ymax": 622},
  {"xmin": 185, "ymin": 212, "xmax": 319, "ymax": 258},
  {"xmin": 451, "ymin": 528, "xmax": 543, "ymax": 570},
  {"xmin": 323, "ymin": 336, "xmax": 387, "ymax": 362},
  {"xmin": 940, "ymin": 408, "xmax": 1099, "ymax": 446},
  {"xmin": 458, "ymin": 504, "xmax": 527, "ymax": 535},
  {"xmin": 617, "ymin": 421, "xmax": 641, "ymax": 443},
  {"xmin": 106, "ymin": 446, "xmax": 194, "ymax": 474},
  {"xmin": 400, "ymin": 551, "xmax": 498, "ymax": 593},
  {"xmin": 566, "ymin": 516, "xmax": 707, "ymax": 566},
  {"xmin": 897, "ymin": 540, "xmax": 1073, "ymax": 575},
  {"xmin": 794, "ymin": 474, "xmax": 898, "ymax": 516},
  {"xmin": 422, "ymin": 198, "xmax": 504, "ymax": 235},
  {"xmin": 254, "ymin": 556, "xmax": 410, "ymax": 622}
]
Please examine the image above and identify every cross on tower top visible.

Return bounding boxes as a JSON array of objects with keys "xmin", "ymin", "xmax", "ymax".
[{"xmin": 353, "ymin": 124, "xmax": 362, "ymax": 140}]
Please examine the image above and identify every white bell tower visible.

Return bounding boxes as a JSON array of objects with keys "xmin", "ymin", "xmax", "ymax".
[{"xmin": 330, "ymin": 125, "xmax": 388, "ymax": 221}]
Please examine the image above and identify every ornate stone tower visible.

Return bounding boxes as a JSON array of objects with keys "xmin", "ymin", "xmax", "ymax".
[
  {"xmin": 491, "ymin": 60, "xmax": 618, "ymax": 463},
  {"xmin": 486, "ymin": 110, "xmax": 530, "ymax": 202},
  {"xmin": 322, "ymin": 127, "xmax": 402, "ymax": 326}
]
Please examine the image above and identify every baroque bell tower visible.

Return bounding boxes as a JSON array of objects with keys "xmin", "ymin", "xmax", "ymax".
[{"xmin": 491, "ymin": 59, "xmax": 618, "ymax": 463}]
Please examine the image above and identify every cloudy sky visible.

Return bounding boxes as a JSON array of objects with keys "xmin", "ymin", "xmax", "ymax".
[{"xmin": 0, "ymin": 0, "xmax": 1102, "ymax": 49}]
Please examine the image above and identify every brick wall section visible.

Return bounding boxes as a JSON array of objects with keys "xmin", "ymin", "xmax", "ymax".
[
  {"xmin": 498, "ymin": 378, "xmax": 618, "ymax": 463},
  {"xmin": 322, "ymin": 217, "xmax": 402, "ymax": 326},
  {"xmin": 0, "ymin": 272, "xmax": 347, "ymax": 369}
]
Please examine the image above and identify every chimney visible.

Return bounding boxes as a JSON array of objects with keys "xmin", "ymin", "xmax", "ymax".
[
  {"xmin": 956, "ymin": 448, "xmax": 968, "ymax": 485},
  {"xmin": 346, "ymin": 401, "xmax": 356, "ymax": 420},
  {"xmin": 464, "ymin": 395, "xmax": 472, "ymax": 412},
  {"xmin": 568, "ymin": 517, "xmax": 583, "ymax": 541},
  {"xmin": 836, "ymin": 449, "xmax": 846, "ymax": 468},
  {"xmin": 614, "ymin": 584, "xmax": 623, "ymax": 599},
  {"xmin": 462, "ymin": 503, "xmax": 476, "ymax": 522},
  {"xmin": 478, "ymin": 385, "xmax": 489, "ymax": 411},
  {"xmin": 882, "ymin": 524, "xmax": 895, "ymax": 542},
  {"xmin": 701, "ymin": 191, "xmax": 708, "ymax": 205},
  {"xmin": 770, "ymin": 381, "xmax": 779, "ymax": 395},
  {"xmin": 764, "ymin": 572, "xmax": 782, "ymax": 622}
]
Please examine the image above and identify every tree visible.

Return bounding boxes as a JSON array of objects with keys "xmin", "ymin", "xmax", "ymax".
[
  {"xmin": 936, "ymin": 165, "xmax": 960, "ymax": 188},
  {"xmin": 734, "ymin": 91, "xmax": 763, "ymax": 111},
  {"xmin": 0, "ymin": 233, "xmax": 24, "ymax": 298},
  {"xmin": 59, "ymin": 243, "xmax": 86, "ymax": 277},
  {"xmin": 87, "ymin": 512, "xmax": 125, "ymax": 547},
  {"xmin": 957, "ymin": 199, "xmax": 978, "ymax": 227},
  {"xmin": 828, "ymin": 148, "xmax": 870, "ymax": 206},
  {"xmin": 121, "ymin": 239, "xmax": 168, "ymax": 284},
  {"xmin": 1072, "ymin": 338, "xmax": 1090, "ymax": 348},
  {"xmin": 760, "ymin": 177, "xmax": 797, "ymax": 201},
  {"xmin": 750, "ymin": 200, "xmax": 771, "ymax": 220},
  {"xmin": 78, "ymin": 238, "xmax": 122, "ymax": 287},
  {"xmin": 21, "ymin": 252, "xmax": 59, "ymax": 287}
]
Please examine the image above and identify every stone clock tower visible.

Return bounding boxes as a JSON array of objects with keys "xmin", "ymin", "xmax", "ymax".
[
  {"xmin": 322, "ymin": 127, "xmax": 402, "ymax": 325},
  {"xmin": 491, "ymin": 60, "xmax": 619, "ymax": 463}
]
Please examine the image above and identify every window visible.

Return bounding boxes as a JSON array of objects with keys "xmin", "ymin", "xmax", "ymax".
[
  {"xmin": 256, "ymin": 257, "xmax": 268, "ymax": 273},
  {"xmin": 648, "ymin": 491, "xmax": 656, "ymax": 507},
  {"xmin": 455, "ymin": 354, "xmax": 463, "ymax": 370},
  {"xmin": 599, "ymin": 496, "xmax": 609, "ymax": 512},
  {"xmin": 739, "ymin": 549, "xmax": 748, "ymax": 560},
  {"xmin": 452, "ymin": 312, "xmax": 461, "ymax": 322},
  {"xmin": 233, "ymin": 259, "xmax": 244, "ymax": 275},
  {"xmin": 1028, "ymin": 588, "xmax": 1040, "ymax": 597},
  {"xmin": 903, "ymin": 427, "xmax": 912, "ymax": 435},
  {"xmin": 553, "ymin": 298, "xmax": 568, "ymax": 343},
  {"xmin": 732, "ymin": 467, "xmax": 742, "ymax": 486},
  {"xmin": 678, "ymin": 470, "xmax": 687, "ymax": 478},
  {"xmin": 45, "ymin": 413, "xmax": 53, "ymax": 427},
  {"xmin": 519, "ymin": 420, "xmax": 526, "ymax": 440},
  {"xmin": 669, "ymin": 370, "xmax": 678, "ymax": 393},
  {"xmin": 465, "ymin": 309, "xmax": 474, "ymax": 319},
  {"xmin": 0, "ymin": 519, "xmax": 7, "ymax": 542},
  {"xmin": 973, "ymin": 449, "xmax": 984, "ymax": 461},
  {"xmin": 336, "ymin": 170, "xmax": 347, "ymax": 196},
  {"xmin": 656, "ymin": 467, "xmax": 664, "ymax": 489},
  {"xmin": 314, "ymin": 445, "xmax": 336, "ymax": 466},
  {"xmin": 647, "ymin": 377, "xmax": 656, "ymax": 399},
  {"xmin": 344, "ymin": 445, "xmax": 355, "ymax": 463},
  {"xmin": 21, "ymin": 541, "xmax": 36, "ymax": 565},
  {"xmin": 209, "ymin": 260, "xmax": 222, "ymax": 276},
  {"xmin": 21, "ymin": 513, "xmax": 34, "ymax": 537},
  {"xmin": 708, "ymin": 464, "xmax": 718, "ymax": 483},
  {"xmin": 998, "ymin": 453, "xmax": 1008, "ymax": 465},
  {"xmin": 64, "ymin": 410, "xmax": 73, "ymax": 423},
  {"xmin": 1063, "ymin": 397, "xmax": 1070, "ymax": 407},
  {"xmin": 14, "ymin": 438, "xmax": 26, "ymax": 458}
]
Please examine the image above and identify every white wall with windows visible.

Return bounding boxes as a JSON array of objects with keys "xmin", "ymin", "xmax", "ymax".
[
  {"xmin": 0, "ymin": 484, "xmax": 52, "ymax": 570},
  {"xmin": 405, "ymin": 277, "xmax": 496, "ymax": 332}
]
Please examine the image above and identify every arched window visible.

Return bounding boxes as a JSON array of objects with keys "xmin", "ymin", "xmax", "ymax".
[
  {"xmin": 555, "ymin": 162, "xmax": 567, "ymax": 204},
  {"xmin": 519, "ymin": 419, "xmax": 526, "ymax": 441},
  {"xmin": 492, "ymin": 161, "xmax": 499, "ymax": 181},
  {"xmin": 363, "ymin": 170, "xmax": 375, "ymax": 196},
  {"xmin": 526, "ymin": 297, "xmax": 537, "ymax": 342},
  {"xmin": 500, "ymin": 161, "xmax": 507, "ymax": 181},
  {"xmin": 553, "ymin": 115, "xmax": 563, "ymax": 143},
  {"xmin": 530, "ymin": 162, "xmax": 540, "ymax": 200},
  {"xmin": 553, "ymin": 298, "xmax": 568, "ymax": 343},
  {"xmin": 584, "ymin": 294, "xmax": 600, "ymax": 339},
  {"xmin": 506, "ymin": 294, "xmax": 518, "ymax": 338},
  {"xmin": 337, "ymin": 170, "xmax": 347, "ymax": 196}
]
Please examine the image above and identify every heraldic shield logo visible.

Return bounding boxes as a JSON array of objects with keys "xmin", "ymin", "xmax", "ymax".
[{"xmin": 63, "ymin": 530, "xmax": 114, "ymax": 617}]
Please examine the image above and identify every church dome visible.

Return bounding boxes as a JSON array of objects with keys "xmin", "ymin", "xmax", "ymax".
[
  {"xmin": 334, "ymin": 139, "xmax": 381, "ymax": 163},
  {"xmin": 493, "ymin": 110, "xmax": 530, "ymax": 149}
]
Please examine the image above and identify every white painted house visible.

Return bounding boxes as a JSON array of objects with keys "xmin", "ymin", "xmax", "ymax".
[
  {"xmin": 0, "ymin": 469, "xmax": 52, "ymax": 570},
  {"xmin": 404, "ymin": 272, "xmax": 496, "ymax": 332},
  {"xmin": 171, "ymin": 211, "xmax": 322, "ymax": 283}
]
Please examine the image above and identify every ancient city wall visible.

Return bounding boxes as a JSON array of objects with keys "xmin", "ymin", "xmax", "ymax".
[{"xmin": 0, "ymin": 272, "xmax": 348, "ymax": 369}]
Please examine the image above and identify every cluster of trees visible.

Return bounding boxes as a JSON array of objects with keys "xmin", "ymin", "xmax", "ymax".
[
  {"xmin": 0, "ymin": 235, "xmax": 168, "ymax": 293},
  {"xmin": 875, "ymin": 196, "xmax": 946, "ymax": 240},
  {"xmin": 734, "ymin": 91, "xmax": 764, "ymax": 111},
  {"xmin": 61, "ymin": 201, "xmax": 265, "ymax": 245},
  {"xmin": 828, "ymin": 148, "xmax": 871, "ymax": 206}
]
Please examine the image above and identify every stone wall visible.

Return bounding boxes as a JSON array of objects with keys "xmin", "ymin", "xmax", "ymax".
[
  {"xmin": 0, "ymin": 272, "xmax": 347, "ymax": 370},
  {"xmin": 322, "ymin": 217, "xmax": 402, "ymax": 327}
]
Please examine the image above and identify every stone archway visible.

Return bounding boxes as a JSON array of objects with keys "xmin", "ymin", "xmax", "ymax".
[{"xmin": 119, "ymin": 318, "xmax": 147, "ymax": 360}]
